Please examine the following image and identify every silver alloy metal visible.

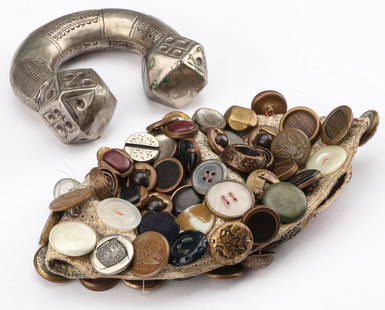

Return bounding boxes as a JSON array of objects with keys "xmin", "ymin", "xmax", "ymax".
[{"xmin": 10, "ymin": 9, "xmax": 208, "ymax": 144}]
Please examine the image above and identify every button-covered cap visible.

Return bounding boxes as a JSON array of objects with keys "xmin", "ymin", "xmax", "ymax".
[
  {"xmin": 192, "ymin": 108, "xmax": 226, "ymax": 133},
  {"xmin": 138, "ymin": 212, "xmax": 180, "ymax": 243},
  {"xmin": 90, "ymin": 235, "xmax": 134, "ymax": 275},
  {"xmin": 97, "ymin": 198, "xmax": 141, "ymax": 231},
  {"xmin": 306, "ymin": 145, "xmax": 347, "ymax": 176},
  {"xmin": 49, "ymin": 222, "xmax": 97, "ymax": 257},
  {"xmin": 171, "ymin": 185, "xmax": 202, "ymax": 214},
  {"xmin": 53, "ymin": 178, "xmax": 80, "ymax": 198},
  {"xmin": 205, "ymin": 180, "xmax": 255, "ymax": 219},
  {"xmin": 192, "ymin": 159, "xmax": 227, "ymax": 194},
  {"xmin": 175, "ymin": 203, "xmax": 215, "ymax": 234},
  {"xmin": 169, "ymin": 230, "xmax": 208, "ymax": 266}
]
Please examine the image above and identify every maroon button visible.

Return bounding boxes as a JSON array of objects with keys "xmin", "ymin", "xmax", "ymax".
[
  {"xmin": 102, "ymin": 149, "xmax": 131, "ymax": 174},
  {"xmin": 164, "ymin": 120, "xmax": 198, "ymax": 139}
]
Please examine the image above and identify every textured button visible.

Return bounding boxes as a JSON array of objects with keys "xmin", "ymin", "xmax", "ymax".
[
  {"xmin": 224, "ymin": 106, "xmax": 258, "ymax": 131},
  {"xmin": 262, "ymin": 182, "xmax": 307, "ymax": 223},
  {"xmin": 306, "ymin": 145, "xmax": 347, "ymax": 176},
  {"xmin": 224, "ymin": 130, "xmax": 244, "ymax": 145},
  {"xmin": 359, "ymin": 110, "xmax": 379, "ymax": 146},
  {"xmin": 155, "ymin": 134, "xmax": 177, "ymax": 160},
  {"xmin": 175, "ymin": 138, "xmax": 201, "ymax": 174},
  {"xmin": 251, "ymin": 90, "xmax": 287, "ymax": 115},
  {"xmin": 90, "ymin": 235, "xmax": 134, "ymax": 275},
  {"xmin": 164, "ymin": 120, "xmax": 198, "ymax": 139},
  {"xmin": 138, "ymin": 212, "xmax": 180, "ymax": 243},
  {"xmin": 99, "ymin": 148, "xmax": 133, "ymax": 176},
  {"xmin": 321, "ymin": 105, "xmax": 353, "ymax": 145},
  {"xmin": 88, "ymin": 167, "xmax": 118, "ymax": 200},
  {"xmin": 153, "ymin": 158, "xmax": 184, "ymax": 192},
  {"xmin": 175, "ymin": 203, "xmax": 215, "ymax": 234},
  {"xmin": 192, "ymin": 108, "xmax": 226, "ymax": 133},
  {"xmin": 49, "ymin": 187, "xmax": 93, "ymax": 212},
  {"xmin": 49, "ymin": 222, "xmax": 97, "ymax": 257},
  {"xmin": 205, "ymin": 180, "xmax": 255, "ymax": 219},
  {"xmin": 97, "ymin": 198, "xmax": 141, "ymax": 231},
  {"xmin": 169, "ymin": 230, "xmax": 208, "ymax": 266},
  {"xmin": 53, "ymin": 178, "xmax": 80, "ymax": 198},
  {"xmin": 130, "ymin": 231, "xmax": 170, "ymax": 278},
  {"xmin": 124, "ymin": 132, "xmax": 159, "ymax": 163},
  {"xmin": 192, "ymin": 159, "xmax": 227, "ymax": 194},
  {"xmin": 80, "ymin": 278, "xmax": 120, "ymax": 291},
  {"xmin": 171, "ymin": 185, "xmax": 202, "ymax": 214}
]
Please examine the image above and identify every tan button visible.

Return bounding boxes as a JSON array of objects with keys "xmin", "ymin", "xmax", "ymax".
[
  {"xmin": 280, "ymin": 106, "xmax": 320, "ymax": 143},
  {"xmin": 163, "ymin": 111, "xmax": 190, "ymax": 120},
  {"xmin": 246, "ymin": 169, "xmax": 280, "ymax": 198},
  {"xmin": 321, "ymin": 105, "xmax": 353, "ymax": 145},
  {"xmin": 88, "ymin": 167, "xmax": 118, "ymax": 200},
  {"xmin": 209, "ymin": 222, "xmax": 253, "ymax": 265},
  {"xmin": 49, "ymin": 187, "xmax": 93, "ymax": 212},
  {"xmin": 224, "ymin": 106, "xmax": 258, "ymax": 131},
  {"xmin": 272, "ymin": 160, "xmax": 299, "ymax": 181},
  {"xmin": 242, "ymin": 251, "xmax": 275, "ymax": 270},
  {"xmin": 251, "ymin": 90, "xmax": 287, "ymax": 115},
  {"xmin": 34, "ymin": 246, "xmax": 68, "ymax": 283},
  {"xmin": 359, "ymin": 110, "xmax": 379, "ymax": 146},
  {"xmin": 175, "ymin": 203, "xmax": 215, "ymax": 234}
]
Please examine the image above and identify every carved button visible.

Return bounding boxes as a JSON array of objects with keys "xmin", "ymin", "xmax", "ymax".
[
  {"xmin": 98, "ymin": 148, "xmax": 133, "ymax": 177},
  {"xmin": 192, "ymin": 159, "xmax": 227, "ymax": 194},
  {"xmin": 97, "ymin": 198, "xmax": 141, "ymax": 231},
  {"xmin": 175, "ymin": 203, "xmax": 215, "ymax": 234},
  {"xmin": 224, "ymin": 106, "xmax": 258, "ymax": 131},
  {"xmin": 205, "ymin": 180, "xmax": 255, "ymax": 219},
  {"xmin": 262, "ymin": 182, "xmax": 307, "ymax": 223},
  {"xmin": 171, "ymin": 185, "xmax": 202, "ymax": 214},
  {"xmin": 169, "ymin": 230, "xmax": 208, "ymax": 266},
  {"xmin": 359, "ymin": 110, "xmax": 379, "ymax": 146},
  {"xmin": 251, "ymin": 90, "xmax": 287, "ymax": 115},
  {"xmin": 175, "ymin": 138, "xmax": 201, "ymax": 174},
  {"xmin": 153, "ymin": 157, "xmax": 184, "ymax": 192},
  {"xmin": 155, "ymin": 134, "xmax": 177, "ymax": 160},
  {"xmin": 138, "ymin": 212, "xmax": 180, "ymax": 243},
  {"xmin": 163, "ymin": 120, "xmax": 198, "ymax": 139},
  {"xmin": 90, "ymin": 235, "xmax": 134, "ymax": 275},
  {"xmin": 192, "ymin": 108, "xmax": 226, "ymax": 133},
  {"xmin": 49, "ymin": 222, "xmax": 97, "ymax": 257},
  {"xmin": 53, "ymin": 178, "xmax": 80, "ymax": 198},
  {"xmin": 306, "ymin": 145, "xmax": 347, "ymax": 176},
  {"xmin": 321, "ymin": 105, "xmax": 353, "ymax": 145},
  {"xmin": 130, "ymin": 231, "xmax": 170, "ymax": 278},
  {"xmin": 124, "ymin": 132, "xmax": 159, "ymax": 163}
]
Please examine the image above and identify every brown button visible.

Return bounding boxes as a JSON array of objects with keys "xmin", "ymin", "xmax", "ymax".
[
  {"xmin": 153, "ymin": 157, "xmax": 184, "ymax": 193},
  {"xmin": 321, "ymin": 105, "xmax": 353, "ymax": 145},
  {"xmin": 122, "ymin": 279, "xmax": 163, "ymax": 290},
  {"xmin": 146, "ymin": 115, "xmax": 180, "ymax": 133},
  {"xmin": 280, "ymin": 107, "xmax": 320, "ymax": 143},
  {"xmin": 248, "ymin": 126, "xmax": 277, "ymax": 146},
  {"xmin": 359, "ymin": 110, "xmax": 379, "ymax": 146},
  {"xmin": 271, "ymin": 128, "xmax": 311, "ymax": 166},
  {"xmin": 39, "ymin": 211, "xmax": 63, "ymax": 246},
  {"xmin": 88, "ymin": 167, "xmax": 118, "ymax": 200},
  {"xmin": 246, "ymin": 169, "xmax": 280, "ymax": 198},
  {"xmin": 49, "ymin": 187, "xmax": 93, "ymax": 212},
  {"xmin": 207, "ymin": 128, "xmax": 229, "ymax": 154},
  {"xmin": 130, "ymin": 163, "xmax": 157, "ymax": 192},
  {"xmin": 272, "ymin": 160, "xmax": 299, "ymax": 181},
  {"xmin": 209, "ymin": 222, "xmax": 253, "ymax": 265},
  {"xmin": 80, "ymin": 278, "xmax": 120, "ymax": 291},
  {"xmin": 34, "ymin": 246, "xmax": 68, "ymax": 283},
  {"xmin": 145, "ymin": 192, "xmax": 173, "ymax": 213},
  {"xmin": 242, "ymin": 206, "xmax": 280, "ymax": 244},
  {"xmin": 251, "ymin": 90, "xmax": 287, "ymax": 115},
  {"xmin": 206, "ymin": 264, "xmax": 245, "ymax": 279},
  {"xmin": 98, "ymin": 148, "xmax": 133, "ymax": 177},
  {"xmin": 224, "ymin": 106, "xmax": 258, "ymax": 131},
  {"xmin": 163, "ymin": 120, "xmax": 198, "ymax": 139},
  {"xmin": 130, "ymin": 231, "xmax": 170, "ymax": 278},
  {"xmin": 163, "ymin": 111, "xmax": 191, "ymax": 120}
]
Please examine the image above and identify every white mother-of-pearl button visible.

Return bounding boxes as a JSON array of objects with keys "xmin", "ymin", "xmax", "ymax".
[
  {"xmin": 205, "ymin": 180, "xmax": 254, "ymax": 219},
  {"xmin": 49, "ymin": 222, "xmax": 97, "ymax": 257},
  {"xmin": 306, "ymin": 145, "xmax": 347, "ymax": 176},
  {"xmin": 97, "ymin": 198, "xmax": 141, "ymax": 231}
]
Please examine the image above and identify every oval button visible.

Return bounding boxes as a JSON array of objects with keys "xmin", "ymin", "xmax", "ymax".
[
  {"xmin": 306, "ymin": 145, "xmax": 347, "ymax": 176},
  {"xmin": 192, "ymin": 159, "xmax": 227, "ymax": 194}
]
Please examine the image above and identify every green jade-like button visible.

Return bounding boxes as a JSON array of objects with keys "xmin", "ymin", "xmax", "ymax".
[{"xmin": 262, "ymin": 182, "xmax": 307, "ymax": 223}]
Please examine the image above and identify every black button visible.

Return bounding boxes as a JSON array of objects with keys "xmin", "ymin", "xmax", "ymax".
[
  {"xmin": 138, "ymin": 212, "xmax": 180, "ymax": 243},
  {"xmin": 172, "ymin": 185, "xmax": 202, "ymax": 215},
  {"xmin": 252, "ymin": 132, "xmax": 273, "ymax": 149},
  {"xmin": 130, "ymin": 170, "xmax": 149, "ymax": 187},
  {"xmin": 169, "ymin": 230, "xmax": 208, "ymax": 266},
  {"xmin": 154, "ymin": 158, "xmax": 184, "ymax": 193},
  {"xmin": 146, "ymin": 197, "xmax": 166, "ymax": 212},
  {"xmin": 120, "ymin": 186, "xmax": 140, "ymax": 204},
  {"xmin": 175, "ymin": 139, "xmax": 200, "ymax": 174}
]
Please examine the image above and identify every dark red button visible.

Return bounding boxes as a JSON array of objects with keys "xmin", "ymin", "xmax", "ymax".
[
  {"xmin": 103, "ymin": 149, "xmax": 131, "ymax": 173},
  {"xmin": 166, "ymin": 120, "xmax": 195, "ymax": 133}
]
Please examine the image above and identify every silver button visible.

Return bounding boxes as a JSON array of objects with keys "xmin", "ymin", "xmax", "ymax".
[
  {"xmin": 155, "ymin": 134, "xmax": 177, "ymax": 160},
  {"xmin": 192, "ymin": 159, "xmax": 227, "ymax": 194},
  {"xmin": 192, "ymin": 108, "xmax": 226, "ymax": 133},
  {"xmin": 53, "ymin": 178, "xmax": 80, "ymax": 198},
  {"xmin": 224, "ymin": 130, "xmax": 245, "ymax": 144},
  {"xmin": 124, "ymin": 132, "xmax": 159, "ymax": 163},
  {"xmin": 90, "ymin": 235, "xmax": 134, "ymax": 275}
]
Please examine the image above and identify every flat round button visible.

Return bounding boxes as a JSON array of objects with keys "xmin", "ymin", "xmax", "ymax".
[
  {"xmin": 169, "ymin": 230, "xmax": 208, "ymax": 266},
  {"xmin": 153, "ymin": 157, "xmax": 184, "ymax": 193},
  {"xmin": 175, "ymin": 203, "xmax": 215, "ymax": 234},
  {"xmin": 130, "ymin": 231, "xmax": 170, "ymax": 278},
  {"xmin": 321, "ymin": 105, "xmax": 353, "ymax": 145},
  {"xmin": 80, "ymin": 278, "xmax": 120, "ymax": 291},
  {"xmin": 359, "ymin": 110, "xmax": 379, "ymax": 146},
  {"xmin": 124, "ymin": 132, "xmax": 160, "ymax": 163},
  {"xmin": 49, "ymin": 222, "xmax": 97, "ymax": 257},
  {"xmin": 138, "ymin": 212, "xmax": 180, "ymax": 243},
  {"xmin": 90, "ymin": 235, "xmax": 134, "ymax": 275},
  {"xmin": 205, "ymin": 180, "xmax": 255, "ymax": 219},
  {"xmin": 97, "ymin": 198, "xmax": 141, "ymax": 231},
  {"xmin": 171, "ymin": 185, "xmax": 202, "ymax": 214},
  {"xmin": 262, "ymin": 182, "xmax": 307, "ymax": 223},
  {"xmin": 251, "ymin": 90, "xmax": 287, "ymax": 115},
  {"xmin": 192, "ymin": 108, "xmax": 226, "ymax": 133},
  {"xmin": 53, "ymin": 178, "xmax": 80, "ymax": 198},
  {"xmin": 155, "ymin": 134, "xmax": 177, "ymax": 160},
  {"xmin": 306, "ymin": 145, "xmax": 347, "ymax": 176},
  {"xmin": 192, "ymin": 159, "xmax": 227, "ymax": 194}
]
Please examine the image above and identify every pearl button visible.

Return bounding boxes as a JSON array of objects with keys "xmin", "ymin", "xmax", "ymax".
[
  {"xmin": 97, "ymin": 198, "xmax": 141, "ymax": 231},
  {"xmin": 49, "ymin": 222, "xmax": 97, "ymax": 257},
  {"xmin": 306, "ymin": 145, "xmax": 347, "ymax": 176}
]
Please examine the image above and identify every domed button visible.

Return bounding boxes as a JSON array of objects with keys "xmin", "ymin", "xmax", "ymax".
[
  {"xmin": 251, "ymin": 132, "xmax": 273, "ymax": 148},
  {"xmin": 205, "ymin": 180, "xmax": 255, "ymax": 219},
  {"xmin": 49, "ymin": 222, "xmax": 97, "ymax": 257},
  {"xmin": 163, "ymin": 120, "xmax": 198, "ymax": 139},
  {"xmin": 306, "ymin": 145, "xmax": 347, "ymax": 176},
  {"xmin": 192, "ymin": 159, "xmax": 227, "ymax": 194},
  {"xmin": 207, "ymin": 128, "xmax": 230, "ymax": 154},
  {"xmin": 99, "ymin": 148, "xmax": 133, "ymax": 177},
  {"xmin": 262, "ymin": 182, "xmax": 307, "ymax": 223},
  {"xmin": 192, "ymin": 108, "xmax": 226, "ymax": 133},
  {"xmin": 138, "ymin": 212, "xmax": 180, "ymax": 243},
  {"xmin": 171, "ymin": 185, "xmax": 202, "ymax": 214},
  {"xmin": 174, "ymin": 138, "xmax": 201, "ymax": 174},
  {"xmin": 53, "ymin": 178, "xmax": 80, "ymax": 198},
  {"xmin": 169, "ymin": 230, "xmax": 208, "ymax": 266},
  {"xmin": 175, "ymin": 203, "xmax": 215, "ymax": 234},
  {"xmin": 90, "ymin": 235, "xmax": 134, "ymax": 276},
  {"xmin": 146, "ymin": 192, "xmax": 173, "ymax": 213},
  {"xmin": 97, "ymin": 198, "xmax": 141, "ymax": 231},
  {"xmin": 251, "ymin": 90, "xmax": 287, "ymax": 115}
]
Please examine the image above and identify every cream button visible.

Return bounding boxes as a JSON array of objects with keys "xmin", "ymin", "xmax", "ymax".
[
  {"xmin": 97, "ymin": 198, "xmax": 141, "ymax": 231},
  {"xmin": 175, "ymin": 204, "xmax": 215, "ymax": 234},
  {"xmin": 306, "ymin": 145, "xmax": 347, "ymax": 176},
  {"xmin": 49, "ymin": 222, "xmax": 97, "ymax": 257},
  {"xmin": 205, "ymin": 180, "xmax": 255, "ymax": 219}
]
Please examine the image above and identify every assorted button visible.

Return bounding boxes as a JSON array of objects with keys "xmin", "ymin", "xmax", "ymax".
[
  {"xmin": 246, "ymin": 169, "xmax": 280, "ymax": 198},
  {"xmin": 192, "ymin": 159, "xmax": 227, "ymax": 194},
  {"xmin": 124, "ymin": 132, "xmax": 160, "ymax": 163},
  {"xmin": 359, "ymin": 110, "xmax": 379, "ymax": 146},
  {"xmin": 98, "ymin": 148, "xmax": 133, "ymax": 177},
  {"xmin": 171, "ymin": 185, "xmax": 202, "ymax": 214},
  {"xmin": 80, "ymin": 278, "xmax": 120, "ymax": 291},
  {"xmin": 153, "ymin": 157, "xmax": 184, "ymax": 193},
  {"xmin": 192, "ymin": 108, "xmax": 226, "ymax": 133},
  {"xmin": 49, "ymin": 187, "xmax": 93, "ymax": 212},
  {"xmin": 224, "ymin": 106, "xmax": 258, "ymax": 131},
  {"xmin": 53, "ymin": 178, "xmax": 80, "ymax": 198},
  {"xmin": 145, "ymin": 192, "xmax": 173, "ymax": 213},
  {"xmin": 175, "ymin": 138, "xmax": 201, "ymax": 173},
  {"xmin": 251, "ymin": 90, "xmax": 287, "ymax": 115},
  {"xmin": 287, "ymin": 169, "xmax": 321, "ymax": 192},
  {"xmin": 207, "ymin": 128, "xmax": 230, "ymax": 154},
  {"xmin": 155, "ymin": 134, "xmax": 177, "ymax": 159},
  {"xmin": 175, "ymin": 203, "xmax": 215, "ymax": 234},
  {"xmin": 321, "ymin": 105, "xmax": 353, "ymax": 145},
  {"xmin": 306, "ymin": 145, "xmax": 347, "ymax": 176},
  {"xmin": 272, "ymin": 159, "xmax": 299, "ymax": 181},
  {"xmin": 88, "ymin": 167, "xmax": 118, "ymax": 200},
  {"xmin": 163, "ymin": 120, "xmax": 198, "ymax": 139}
]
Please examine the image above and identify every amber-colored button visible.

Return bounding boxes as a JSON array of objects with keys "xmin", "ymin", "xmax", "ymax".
[
  {"xmin": 49, "ymin": 187, "xmax": 93, "ymax": 212},
  {"xmin": 88, "ymin": 167, "xmax": 118, "ymax": 200},
  {"xmin": 153, "ymin": 157, "xmax": 184, "ymax": 193},
  {"xmin": 175, "ymin": 203, "xmax": 215, "ymax": 234},
  {"xmin": 280, "ymin": 107, "xmax": 320, "ymax": 143},
  {"xmin": 163, "ymin": 111, "xmax": 190, "ymax": 120},
  {"xmin": 251, "ymin": 90, "xmax": 287, "ymax": 115},
  {"xmin": 359, "ymin": 110, "xmax": 379, "ymax": 146},
  {"xmin": 98, "ymin": 148, "xmax": 133, "ymax": 177},
  {"xmin": 321, "ymin": 105, "xmax": 353, "ymax": 145},
  {"xmin": 163, "ymin": 120, "xmax": 198, "ymax": 139},
  {"xmin": 80, "ymin": 278, "xmax": 120, "ymax": 291},
  {"xmin": 224, "ymin": 106, "xmax": 258, "ymax": 131},
  {"xmin": 272, "ymin": 160, "xmax": 299, "ymax": 181}
]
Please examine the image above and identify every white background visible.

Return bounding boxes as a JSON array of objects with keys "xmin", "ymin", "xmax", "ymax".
[{"xmin": 1, "ymin": 1, "xmax": 384, "ymax": 309}]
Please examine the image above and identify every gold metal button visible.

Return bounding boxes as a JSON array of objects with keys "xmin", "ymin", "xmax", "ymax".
[
  {"xmin": 246, "ymin": 169, "xmax": 280, "ymax": 198},
  {"xmin": 359, "ymin": 110, "xmax": 379, "ymax": 146},
  {"xmin": 251, "ymin": 90, "xmax": 287, "ymax": 115},
  {"xmin": 321, "ymin": 105, "xmax": 353, "ymax": 145},
  {"xmin": 224, "ymin": 106, "xmax": 258, "ymax": 131}
]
